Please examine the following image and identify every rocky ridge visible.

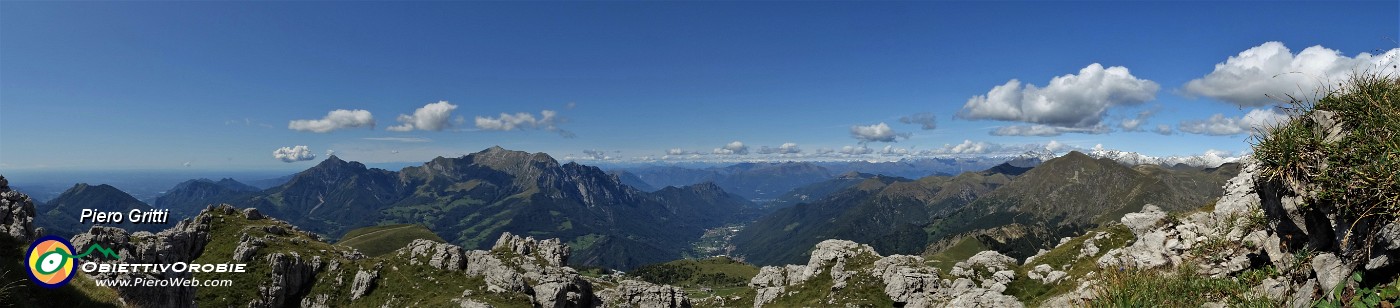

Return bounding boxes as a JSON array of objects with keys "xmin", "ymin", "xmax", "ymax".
[
  {"xmin": 0, "ymin": 176, "xmax": 38, "ymax": 242},
  {"xmin": 1032, "ymin": 157, "xmax": 1400, "ymax": 306},
  {"xmin": 747, "ymin": 239, "xmax": 1022, "ymax": 307}
]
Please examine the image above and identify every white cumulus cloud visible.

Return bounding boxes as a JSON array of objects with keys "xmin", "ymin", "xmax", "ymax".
[
  {"xmin": 840, "ymin": 145, "xmax": 874, "ymax": 155},
  {"xmin": 1184, "ymin": 42, "xmax": 1400, "ymax": 107},
  {"xmin": 288, "ymin": 109, "xmax": 375, "ymax": 133},
  {"xmin": 757, "ymin": 143, "xmax": 802, "ymax": 154},
  {"xmin": 388, "ymin": 101, "xmax": 459, "ymax": 132},
  {"xmin": 713, "ymin": 141, "xmax": 750, "ymax": 155},
  {"xmin": 474, "ymin": 109, "xmax": 573, "ymax": 137},
  {"xmin": 666, "ymin": 148, "xmax": 691, "ymax": 156},
  {"xmin": 878, "ymin": 145, "xmax": 911, "ymax": 155},
  {"xmin": 777, "ymin": 142, "xmax": 801, "ymax": 154},
  {"xmin": 851, "ymin": 122, "xmax": 907, "ymax": 143},
  {"xmin": 932, "ymin": 140, "xmax": 997, "ymax": 155},
  {"xmin": 1178, "ymin": 108, "xmax": 1289, "ymax": 136},
  {"xmin": 956, "ymin": 63, "xmax": 1160, "ymax": 128},
  {"xmin": 273, "ymin": 145, "xmax": 317, "ymax": 162}
]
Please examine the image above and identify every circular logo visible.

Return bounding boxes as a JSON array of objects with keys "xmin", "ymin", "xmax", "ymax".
[{"xmin": 26, "ymin": 235, "xmax": 76, "ymax": 288}]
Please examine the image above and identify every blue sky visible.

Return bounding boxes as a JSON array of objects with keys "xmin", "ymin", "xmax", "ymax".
[{"xmin": 2, "ymin": 1, "xmax": 1397, "ymax": 171}]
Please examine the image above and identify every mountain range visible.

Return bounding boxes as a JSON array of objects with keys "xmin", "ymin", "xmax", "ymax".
[
  {"xmin": 180, "ymin": 147, "xmax": 752, "ymax": 269},
  {"xmin": 618, "ymin": 162, "xmax": 835, "ymax": 201},
  {"xmin": 29, "ymin": 146, "xmax": 1240, "ymax": 271},
  {"xmin": 731, "ymin": 151, "xmax": 1238, "ymax": 265}
]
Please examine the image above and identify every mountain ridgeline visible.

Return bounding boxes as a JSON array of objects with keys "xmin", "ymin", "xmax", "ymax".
[
  {"xmin": 733, "ymin": 151, "xmax": 1239, "ymax": 265},
  {"xmin": 221, "ymin": 146, "xmax": 753, "ymax": 269},
  {"xmin": 152, "ymin": 178, "xmax": 262, "ymax": 218},
  {"xmin": 620, "ymin": 162, "xmax": 835, "ymax": 200}
]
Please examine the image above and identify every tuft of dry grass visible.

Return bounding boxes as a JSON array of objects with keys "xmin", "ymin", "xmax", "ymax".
[{"xmin": 1252, "ymin": 73, "xmax": 1400, "ymax": 245}]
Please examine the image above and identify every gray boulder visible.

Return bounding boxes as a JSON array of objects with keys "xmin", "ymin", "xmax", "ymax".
[{"xmin": 350, "ymin": 269, "xmax": 379, "ymax": 301}]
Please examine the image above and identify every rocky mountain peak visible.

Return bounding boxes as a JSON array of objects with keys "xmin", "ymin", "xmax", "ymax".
[
  {"xmin": 310, "ymin": 154, "xmax": 359, "ymax": 171},
  {"xmin": 0, "ymin": 175, "xmax": 38, "ymax": 242}
]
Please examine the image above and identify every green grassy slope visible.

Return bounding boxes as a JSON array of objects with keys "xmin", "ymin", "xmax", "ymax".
[
  {"xmin": 336, "ymin": 224, "xmax": 445, "ymax": 257},
  {"xmin": 192, "ymin": 206, "xmax": 534, "ymax": 307}
]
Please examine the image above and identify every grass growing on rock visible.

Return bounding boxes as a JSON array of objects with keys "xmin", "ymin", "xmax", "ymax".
[
  {"xmin": 629, "ymin": 257, "xmax": 761, "ymax": 306},
  {"xmin": 1253, "ymin": 73, "xmax": 1400, "ymax": 227},
  {"xmin": 1008, "ymin": 224, "xmax": 1134, "ymax": 305},
  {"xmin": 925, "ymin": 236, "xmax": 989, "ymax": 273},
  {"xmin": 767, "ymin": 251, "xmax": 894, "ymax": 307},
  {"xmin": 192, "ymin": 209, "xmax": 345, "ymax": 307},
  {"xmin": 1089, "ymin": 264, "xmax": 1277, "ymax": 307},
  {"xmin": 191, "ymin": 207, "xmax": 538, "ymax": 307}
]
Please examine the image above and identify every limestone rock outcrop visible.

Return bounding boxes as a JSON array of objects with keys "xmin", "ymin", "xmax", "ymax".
[
  {"xmin": 749, "ymin": 239, "xmax": 1022, "ymax": 308},
  {"xmin": 350, "ymin": 268, "xmax": 378, "ymax": 301},
  {"xmin": 398, "ymin": 234, "xmax": 596, "ymax": 308},
  {"xmin": 0, "ymin": 175, "xmax": 38, "ymax": 242},
  {"xmin": 494, "ymin": 231, "xmax": 571, "ymax": 267},
  {"xmin": 596, "ymin": 279, "xmax": 691, "ymax": 308}
]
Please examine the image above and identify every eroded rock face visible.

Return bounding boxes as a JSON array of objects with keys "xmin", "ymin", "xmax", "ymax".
[
  {"xmin": 1097, "ymin": 161, "xmax": 1270, "ymax": 276},
  {"xmin": 233, "ymin": 234, "xmax": 265, "ymax": 262},
  {"xmin": 252, "ymin": 252, "xmax": 324, "ymax": 308},
  {"xmin": 398, "ymin": 236, "xmax": 596, "ymax": 308},
  {"xmin": 0, "ymin": 176, "xmax": 38, "ymax": 242},
  {"xmin": 749, "ymin": 239, "xmax": 1022, "ymax": 308},
  {"xmin": 943, "ymin": 278, "xmax": 1023, "ymax": 308},
  {"xmin": 1121, "ymin": 204, "xmax": 1167, "ymax": 235},
  {"xmin": 749, "ymin": 240, "xmax": 882, "ymax": 306},
  {"xmin": 596, "ymin": 280, "xmax": 691, "ymax": 308},
  {"xmin": 350, "ymin": 268, "xmax": 378, "ymax": 301},
  {"xmin": 494, "ymin": 231, "xmax": 571, "ymax": 267}
]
